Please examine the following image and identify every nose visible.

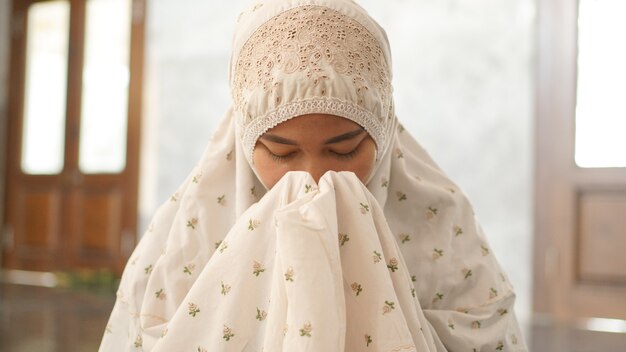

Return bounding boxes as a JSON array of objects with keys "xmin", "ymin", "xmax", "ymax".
[{"xmin": 302, "ymin": 159, "xmax": 332, "ymax": 184}]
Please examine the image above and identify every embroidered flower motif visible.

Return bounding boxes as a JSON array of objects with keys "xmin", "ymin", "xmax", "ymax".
[
  {"xmin": 396, "ymin": 191, "xmax": 407, "ymax": 201},
  {"xmin": 399, "ymin": 124, "xmax": 405, "ymax": 133},
  {"xmin": 432, "ymin": 292, "xmax": 444, "ymax": 305},
  {"xmin": 456, "ymin": 307, "xmax": 470, "ymax": 314},
  {"xmin": 382, "ymin": 300, "xmax": 395, "ymax": 315},
  {"xmin": 447, "ymin": 187, "xmax": 457, "ymax": 194},
  {"xmin": 305, "ymin": 184, "xmax": 317, "ymax": 193},
  {"xmin": 144, "ymin": 264, "xmax": 153, "ymax": 275},
  {"xmin": 496, "ymin": 341, "xmax": 504, "ymax": 350},
  {"xmin": 226, "ymin": 150, "xmax": 233, "ymax": 161},
  {"xmin": 105, "ymin": 324, "xmax": 112, "ymax": 334},
  {"xmin": 338, "ymin": 233, "xmax": 350, "ymax": 246},
  {"xmin": 170, "ymin": 192, "xmax": 179, "ymax": 202},
  {"xmin": 217, "ymin": 195, "xmax": 226, "ymax": 206},
  {"xmin": 448, "ymin": 318, "xmax": 455, "ymax": 330},
  {"xmin": 256, "ymin": 307, "xmax": 267, "ymax": 321},
  {"xmin": 155, "ymin": 288, "xmax": 166, "ymax": 300},
  {"xmin": 250, "ymin": 186, "xmax": 258, "ymax": 199},
  {"xmin": 481, "ymin": 244, "xmax": 490, "ymax": 256},
  {"xmin": 192, "ymin": 172, "xmax": 203, "ymax": 183},
  {"xmin": 498, "ymin": 308, "xmax": 509, "ymax": 316},
  {"xmin": 197, "ymin": 347, "xmax": 207, "ymax": 352},
  {"xmin": 411, "ymin": 275, "xmax": 417, "ymax": 282},
  {"xmin": 223, "ymin": 325, "xmax": 235, "ymax": 341},
  {"xmin": 411, "ymin": 288, "xmax": 416, "ymax": 298},
  {"xmin": 221, "ymin": 282, "xmax": 231, "ymax": 295},
  {"xmin": 489, "ymin": 287, "xmax": 498, "ymax": 299},
  {"xmin": 299, "ymin": 322, "xmax": 312, "ymax": 337},
  {"xmin": 399, "ymin": 233, "xmax": 411, "ymax": 244},
  {"xmin": 218, "ymin": 241, "xmax": 228, "ymax": 253},
  {"xmin": 395, "ymin": 148, "xmax": 404, "ymax": 159},
  {"xmin": 188, "ymin": 303, "xmax": 200, "ymax": 317},
  {"xmin": 284, "ymin": 267, "xmax": 295, "ymax": 282},
  {"xmin": 161, "ymin": 328, "xmax": 168, "ymax": 338},
  {"xmin": 462, "ymin": 268, "xmax": 473, "ymax": 279},
  {"xmin": 248, "ymin": 219, "xmax": 260, "ymax": 231},
  {"xmin": 381, "ymin": 177, "xmax": 389, "ymax": 188},
  {"xmin": 351, "ymin": 282, "xmax": 363, "ymax": 296},
  {"xmin": 252, "ymin": 3, "xmax": 263, "ymax": 11},
  {"xmin": 134, "ymin": 335, "xmax": 143, "ymax": 348},
  {"xmin": 359, "ymin": 202, "xmax": 370, "ymax": 214},
  {"xmin": 372, "ymin": 250, "xmax": 382, "ymax": 263},
  {"xmin": 471, "ymin": 320, "xmax": 481, "ymax": 329},
  {"xmin": 426, "ymin": 207, "xmax": 438, "ymax": 220},
  {"xmin": 183, "ymin": 263, "xmax": 196, "ymax": 275},
  {"xmin": 186, "ymin": 218, "xmax": 198, "ymax": 229},
  {"xmin": 453, "ymin": 225, "xmax": 464, "ymax": 237},
  {"xmin": 387, "ymin": 258, "xmax": 399, "ymax": 272},
  {"xmin": 365, "ymin": 334, "xmax": 373, "ymax": 347},
  {"xmin": 432, "ymin": 248, "xmax": 444, "ymax": 260},
  {"xmin": 252, "ymin": 261, "xmax": 265, "ymax": 276},
  {"xmin": 214, "ymin": 241, "xmax": 222, "ymax": 249}
]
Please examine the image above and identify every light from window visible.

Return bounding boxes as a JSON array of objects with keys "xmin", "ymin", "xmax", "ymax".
[
  {"xmin": 78, "ymin": 0, "xmax": 132, "ymax": 174},
  {"xmin": 21, "ymin": 1, "xmax": 70, "ymax": 175},
  {"xmin": 575, "ymin": 0, "xmax": 626, "ymax": 168}
]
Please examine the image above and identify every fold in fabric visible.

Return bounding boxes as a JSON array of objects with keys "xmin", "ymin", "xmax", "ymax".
[{"xmin": 102, "ymin": 172, "xmax": 448, "ymax": 351}]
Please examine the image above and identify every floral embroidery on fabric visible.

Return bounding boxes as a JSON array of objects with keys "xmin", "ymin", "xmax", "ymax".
[
  {"xmin": 299, "ymin": 322, "xmax": 313, "ymax": 337},
  {"xmin": 498, "ymin": 308, "xmax": 509, "ymax": 316},
  {"xmin": 489, "ymin": 287, "xmax": 498, "ymax": 299},
  {"xmin": 188, "ymin": 303, "xmax": 200, "ymax": 317},
  {"xmin": 471, "ymin": 320, "xmax": 481, "ymax": 329},
  {"xmin": 187, "ymin": 218, "xmax": 198, "ymax": 229},
  {"xmin": 305, "ymin": 184, "xmax": 317, "ymax": 193},
  {"xmin": 234, "ymin": 5, "xmax": 392, "ymax": 156},
  {"xmin": 183, "ymin": 263, "xmax": 196, "ymax": 275},
  {"xmin": 170, "ymin": 192, "xmax": 179, "ymax": 202},
  {"xmin": 197, "ymin": 347, "xmax": 207, "ymax": 352},
  {"xmin": 144, "ymin": 264, "xmax": 153, "ymax": 275},
  {"xmin": 387, "ymin": 258, "xmax": 399, "ymax": 272},
  {"xmin": 223, "ymin": 325, "xmax": 235, "ymax": 341},
  {"xmin": 462, "ymin": 268, "xmax": 473, "ymax": 279},
  {"xmin": 359, "ymin": 203, "xmax": 370, "ymax": 214},
  {"xmin": 248, "ymin": 219, "xmax": 260, "ymax": 230},
  {"xmin": 155, "ymin": 288, "xmax": 166, "ymax": 300},
  {"xmin": 481, "ymin": 244, "xmax": 490, "ymax": 256},
  {"xmin": 217, "ymin": 195, "xmax": 226, "ymax": 205},
  {"xmin": 381, "ymin": 177, "xmax": 389, "ymax": 188},
  {"xmin": 338, "ymin": 233, "xmax": 350, "ymax": 246},
  {"xmin": 432, "ymin": 248, "xmax": 444, "ymax": 260},
  {"xmin": 382, "ymin": 300, "xmax": 395, "ymax": 315},
  {"xmin": 426, "ymin": 207, "xmax": 438, "ymax": 220},
  {"xmin": 372, "ymin": 250, "xmax": 382, "ymax": 263},
  {"xmin": 256, "ymin": 307, "xmax": 268, "ymax": 321},
  {"xmin": 192, "ymin": 172, "xmax": 203, "ymax": 183},
  {"xmin": 221, "ymin": 282, "xmax": 232, "ymax": 295},
  {"xmin": 447, "ymin": 318, "xmax": 455, "ymax": 330},
  {"xmin": 453, "ymin": 225, "xmax": 464, "ymax": 236},
  {"xmin": 396, "ymin": 191, "xmax": 407, "ymax": 201},
  {"xmin": 226, "ymin": 150, "xmax": 233, "ymax": 161},
  {"xmin": 432, "ymin": 292, "xmax": 444, "ymax": 305},
  {"xmin": 134, "ymin": 335, "xmax": 143, "ymax": 348},
  {"xmin": 398, "ymin": 233, "xmax": 411, "ymax": 244},
  {"xmin": 252, "ymin": 261, "xmax": 266, "ymax": 276},
  {"xmin": 496, "ymin": 341, "xmax": 504, "ymax": 351},
  {"xmin": 365, "ymin": 334, "xmax": 373, "ymax": 347},
  {"xmin": 284, "ymin": 267, "xmax": 295, "ymax": 282},
  {"xmin": 218, "ymin": 241, "xmax": 228, "ymax": 253},
  {"xmin": 351, "ymin": 282, "xmax": 363, "ymax": 296},
  {"xmin": 105, "ymin": 324, "xmax": 112, "ymax": 334}
]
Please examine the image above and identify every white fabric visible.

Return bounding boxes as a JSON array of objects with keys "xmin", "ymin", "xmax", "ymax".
[{"xmin": 100, "ymin": 1, "xmax": 527, "ymax": 350}]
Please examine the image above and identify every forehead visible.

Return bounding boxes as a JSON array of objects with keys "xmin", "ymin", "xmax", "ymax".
[{"xmin": 265, "ymin": 114, "xmax": 363, "ymax": 138}]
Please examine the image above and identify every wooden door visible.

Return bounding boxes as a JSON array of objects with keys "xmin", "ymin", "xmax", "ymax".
[
  {"xmin": 534, "ymin": 0, "xmax": 626, "ymax": 323},
  {"xmin": 3, "ymin": 0, "xmax": 145, "ymax": 274}
]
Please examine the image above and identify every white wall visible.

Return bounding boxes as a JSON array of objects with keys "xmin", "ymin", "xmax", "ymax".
[{"xmin": 141, "ymin": 0, "xmax": 535, "ymax": 332}]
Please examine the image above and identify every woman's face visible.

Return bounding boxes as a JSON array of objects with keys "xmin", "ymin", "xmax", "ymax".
[{"xmin": 253, "ymin": 114, "xmax": 377, "ymax": 189}]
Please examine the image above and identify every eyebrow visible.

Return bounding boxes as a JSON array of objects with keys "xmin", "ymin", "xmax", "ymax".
[{"xmin": 261, "ymin": 127, "xmax": 365, "ymax": 145}]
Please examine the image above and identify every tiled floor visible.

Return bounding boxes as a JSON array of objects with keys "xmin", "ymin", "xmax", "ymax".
[{"xmin": 1, "ymin": 282, "xmax": 625, "ymax": 351}]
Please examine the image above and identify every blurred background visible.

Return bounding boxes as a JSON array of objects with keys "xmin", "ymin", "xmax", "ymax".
[{"xmin": 0, "ymin": 0, "xmax": 625, "ymax": 351}]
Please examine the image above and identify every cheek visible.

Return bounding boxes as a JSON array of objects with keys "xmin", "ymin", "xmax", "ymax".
[
  {"xmin": 351, "ymin": 140, "xmax": 377, "ymax": 182},
  {"xmin": 253, "ymin": 148, "xmax": 287, "ymax": 189}
]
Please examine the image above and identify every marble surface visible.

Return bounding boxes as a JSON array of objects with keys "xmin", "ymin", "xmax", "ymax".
[{"xmin": 139, "ymin": 0, "xmax": 535, "ymax": 331}]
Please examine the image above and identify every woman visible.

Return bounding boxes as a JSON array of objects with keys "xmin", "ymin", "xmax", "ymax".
[{"xmin": 100, "ymin": 0, "xmax": 527, "ymax": 350}]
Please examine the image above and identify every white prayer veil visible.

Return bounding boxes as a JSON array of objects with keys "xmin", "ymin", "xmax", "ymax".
[{"xmin": 100, "ymin": 1, "xmax": 527, "ymax": 351}]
